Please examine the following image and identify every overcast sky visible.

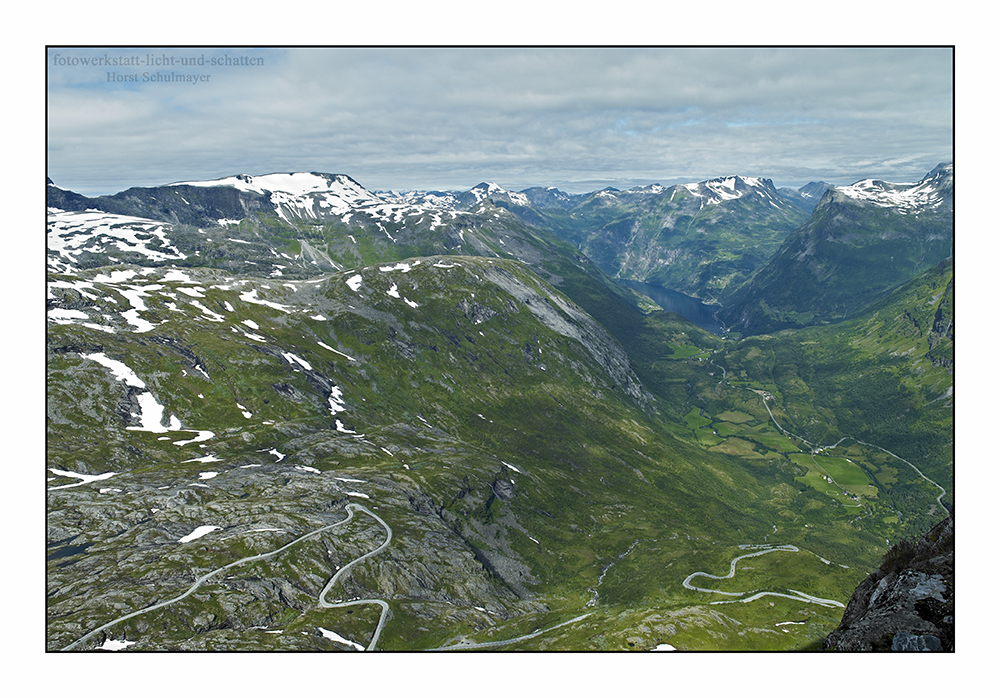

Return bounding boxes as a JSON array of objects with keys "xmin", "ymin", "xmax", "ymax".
[{"xmin": 47, "ymin": 47, "xmax": 953, "ymax": 196}]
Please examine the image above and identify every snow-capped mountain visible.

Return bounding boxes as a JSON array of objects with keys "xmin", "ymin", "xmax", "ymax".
[
  {"xmin": 375, "ymin": 189, "xmax": 462, "ymax": 210},
  {"xmin": 167, "ymin": 172, "xmax": 466, "ymax": 228},
  {"xmin": 679, "ymin": 175, "xmax": 786, "ymax": 207},
  {"xmin": 169, "ymin": 172, "xmax": 385, "ymax": 222},
  {"xmin": 831, "ymin": 162, "xmax": 953, "ymax": 212},
  {"xmin": 571, "ymin": 175, "xmax": 789, "ymax": 210},
  {"xmin": 456, "ymin": 181, "xmax": 532, "ymax": 209}
]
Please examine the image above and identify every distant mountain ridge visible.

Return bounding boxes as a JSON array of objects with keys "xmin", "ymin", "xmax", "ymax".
[
  {"xmin": 48, "ymin": 164, "xmax": 952, "ymax": 338},
  {"xmin": 44, "ymin": 170, "xmax": 809, "ymax": 303}
]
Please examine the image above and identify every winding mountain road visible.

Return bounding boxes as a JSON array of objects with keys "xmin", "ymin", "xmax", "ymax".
[
  {"xmin": 682, "ymin": 545, "xmax": 844, "ymax": 608},
  {"xmin": 317, "ymin": 503, "xmax": 393, "ymax": 651},
  {"xmin": 682, "ymin": 545, "xmax": 800, "ymax": 595},
  {"xmin": 62, "ymin": 502, "xmax": 392, "ymax": 651}
]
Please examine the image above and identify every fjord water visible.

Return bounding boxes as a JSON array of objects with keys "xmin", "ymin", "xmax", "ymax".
[{"xmin": 618, "ymin": 279, "xmax": 724, "ymax": 334}]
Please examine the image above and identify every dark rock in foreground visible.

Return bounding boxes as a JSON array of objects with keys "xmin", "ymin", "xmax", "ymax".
[{"xmin": 823, "ymin": 516, "xmax": 953, "ymax": 651}]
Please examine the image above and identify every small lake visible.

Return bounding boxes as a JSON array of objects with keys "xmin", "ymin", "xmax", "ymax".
[
  {"xmin": 618, "ymin": 279, "xmax": 725, "ymax": 335},
  {"xmin": 47, "ymin": 542, "xmax": 93, "ymax": 563}
]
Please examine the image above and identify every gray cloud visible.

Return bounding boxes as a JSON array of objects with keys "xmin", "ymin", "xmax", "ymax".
[{"xmin": 47, "ymin": 47, "xmax": 953, "ymax": 195}]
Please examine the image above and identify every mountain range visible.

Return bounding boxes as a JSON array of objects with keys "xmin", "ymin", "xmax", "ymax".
[{"xmin": 46, "ymin": 164, "xmax": 953, "ymax": 651}]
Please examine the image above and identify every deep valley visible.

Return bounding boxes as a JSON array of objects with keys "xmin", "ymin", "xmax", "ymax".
[{"xmin": 46, "ymin": 166, "xmax": 953, "ymax": 651}]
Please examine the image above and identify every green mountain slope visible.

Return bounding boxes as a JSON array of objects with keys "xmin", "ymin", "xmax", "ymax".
[
  {"xmin": 720, "ymin": 164, "xmax": 953, "ymax": 335},
  {"xmin": 48, "ymin": 254, "xmax": 896, "ymax": 652}
]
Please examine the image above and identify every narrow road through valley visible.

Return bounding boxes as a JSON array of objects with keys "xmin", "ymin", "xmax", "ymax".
[
  {"xmin": 708, "ymin": 355, "xmax": 949, "ymax": 516},
  {"xmin": 428, "ymin": 612, "xmax": 594, "ymax": 651},
  {"xmin": 855, "ymin": 440, "xmax": 949, "ymax": 515}
]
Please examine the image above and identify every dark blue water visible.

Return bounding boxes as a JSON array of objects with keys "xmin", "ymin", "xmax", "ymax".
[
  {"xmin": 47, "ymin": 542, "xmax": 92, "ymax": 561},
  {"xmin": 619, "ymin": 279, "xmax": 725, "ymax": 335}
]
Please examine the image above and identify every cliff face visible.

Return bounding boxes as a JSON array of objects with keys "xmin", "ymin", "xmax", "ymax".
[{"xmin": 823, "ymin": 516, "xmax": 953, "ymax": 651}]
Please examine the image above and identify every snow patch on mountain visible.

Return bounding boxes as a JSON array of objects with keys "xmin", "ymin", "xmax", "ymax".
[
  {"xmin": 80, "ymin": 352, "xmax": 184, "ymax": 432},
  {"xmin": 48, "ymin": 308, "xmax": 90, "ymax": 323},
  {"xmin": 281, "ymin": 351, "xmax": 313, "ymax": 371},
  {"xmin": 239, "ymin": 288, "xmax": 295, "ymax": 313},
  {"xmin": 178, "ymin": 525, "xmax": 220, "ymax": 543},
  {"xmin": 379, "ymin": 261, "xmax": 419, "ymax": 273},
  {"xmin": 127, "ymin": 392, "xmax": 183, "ymax": 433},
  {"xmin": 47, "ymin": 209, "xmax": 186, "ymax": 274},
  {"xmin": 48, "ymin": 468, "xmax": 117, "ymax": 491},
  {"xmin": 328, "ymin": 386, "xmax": 347, "ymax": 415},
  {"xmin": 173, "ymin": 430, "xmax": 215, "ymax": 446},
  {"xmin": 682, "ymin": 175, "xmax": 778, "ymax": 205},
  {"xmin": 170, "ymin": 172, "xmax": 465, "ymax": 228},
  {"xmin": 318, "ymin": 627, "xmax": 364, "ymax": 651},
  {"xmin": 84, "ymin": 352, "xmax": 146, "ymax": 387},
  {"xmin": 836, "ymin": 166, "xmax": 952, "ymax": 211},
  {"xmin": 317, "ymin": 341, "xmax": 355, "ymax": 361}
]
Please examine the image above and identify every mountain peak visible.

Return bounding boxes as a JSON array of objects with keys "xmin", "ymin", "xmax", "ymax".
[
  {"xmin": 170, "ymin": 171, "xmax": 366, "ymax": 196},
  {"xmin": 682, "ymin": 175, "xmax": 778, "ymax": 205},
  {"xmin": 465, "ymin": 181, "xmax": 530, "ymax": 207},
  {"xmin": 798, "ymin": 181, "xmax": 835, "ymax": 198},
  {"xmin": 164, "ymin": 172, "xmax": 386, "ymax": 223},
  {"xmin": 926, "ymin": 162, "xmax": 953, "ymax": 178},
  {"xmin": 834, "ymin": 164, "xmax": 952, "ymax": 212}
]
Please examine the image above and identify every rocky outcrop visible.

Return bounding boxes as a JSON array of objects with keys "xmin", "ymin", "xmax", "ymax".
[
  {"xmin": 482, "ymin": 264, "xmax": 649, "ymax": 404},
  {"xmin": 823, "ymin": 516, "xmax": 953, "ymax": 651}
]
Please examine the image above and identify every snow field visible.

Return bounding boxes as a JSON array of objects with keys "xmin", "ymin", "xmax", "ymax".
[
  {"xmin": 178, "ymin": 525, "xmax": 220, "ymax": 543},
  {"xmin": 318, "ymin": 627, "xmax": 364, "ymax": 651},
  {"xmin": 48, "ymin": 468, "xmax": 116, "ymax": 491},
  {"xmin": 837, "ymin": 176, "xmax": 948, "ymax": 210},
  {"xmin": 316, "ymin": 341, "xmax": 355, "ymax": 361},
  {"xmin": 47, "ymin": 209, "xmax": 187, "ymax": 273},
  {"xmin": 281, "ymin": 351, "xmax": 313, "ymax": 371}
]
